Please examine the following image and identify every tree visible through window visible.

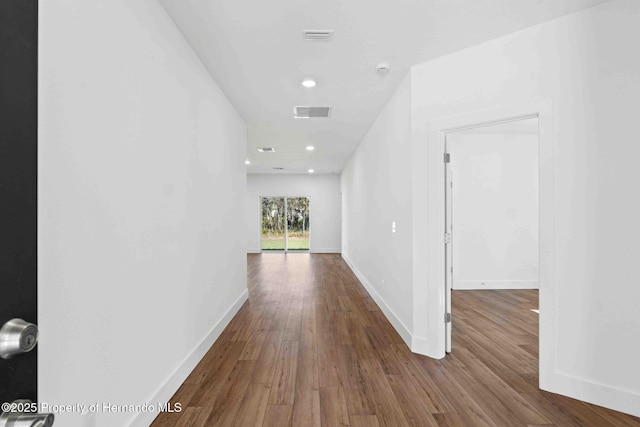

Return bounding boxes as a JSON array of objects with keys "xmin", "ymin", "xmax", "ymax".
[
  {"xmin": 261, "ymin": 197, "xmax": 309, "ymax": 251},
  {"xmin": 285, "ymin": 197, "xmax": 310, "ymax": 250}
]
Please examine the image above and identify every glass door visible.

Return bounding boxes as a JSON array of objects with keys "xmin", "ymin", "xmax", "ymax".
[
  {"xmin": 286, "ymin": 197, "xmax": 310, "ymax": 251},
  {"xmin": 261, "ymin": 197, "xmax": 285, "ymax": 250},
  {"xmin": 261, "ymin": 196, "xmax": 310, "ymax": 251}
]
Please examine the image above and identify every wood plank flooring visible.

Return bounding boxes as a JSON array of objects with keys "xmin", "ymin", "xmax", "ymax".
[{"xmin": 152, "ymin": 253, "xmax": 640, "ymax": 426}]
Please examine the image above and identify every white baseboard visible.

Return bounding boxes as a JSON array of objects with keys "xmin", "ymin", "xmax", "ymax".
[
  {"xmin": 128, "ymin": 289, "xmax": 249, "ymax": 427},
  {"xmin": 247, "ymin": 248, "xmax": 340, "ymax": 254},
  {"xmin": 453, "ymin": 279, "xmax": 539, "ymax": 290},
  {"xmin": 310, "ymin": 248, "xmax": 341, "ymax": 254},
  {"xmin": 542, "ymin": 370, "xmax": 640, "ymax": 418},
  {"xmin": 341, "ymin": 254, "xmax": 413, "ymax": 351}
]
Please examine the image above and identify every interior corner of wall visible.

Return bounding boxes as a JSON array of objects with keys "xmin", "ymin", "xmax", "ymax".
[{"xmin": 127, "ymin": 288, "xmax": 248, "ymax": 427}]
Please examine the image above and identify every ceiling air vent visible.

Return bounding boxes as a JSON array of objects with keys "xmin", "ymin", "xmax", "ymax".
[
  {"xmin": 302, "ymin": 30, "xmax": 333, "ymax": 41},
  {"xmin": 272, "ymin": 167, "xmax": 284, "ymax": 170},
  {"xmin": 294, "ymin": 106, "xmax": 332, "ymax": 119},
  {"xmin": 257, "ymin": 147, "xmax": 275, "ymax": 152}
]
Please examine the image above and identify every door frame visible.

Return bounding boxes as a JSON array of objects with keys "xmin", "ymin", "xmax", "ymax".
[
  {"xmin": 425, "ymin": 99, "xmax": 554, "ymax": 389},
  {"xmin": 443, "ymin": 115, "xmax": 540, "ymax": 354},
  {"xmin": 0, "ymin": 0, "xmax": 39, "ymax": 405},
  {"xmin": 259, "ymin": 196, "xmax": 311, "ymax": 253}
]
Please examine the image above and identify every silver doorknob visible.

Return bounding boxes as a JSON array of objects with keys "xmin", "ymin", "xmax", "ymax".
[
  {"xmin": 0, "ymin": 413, "xmax": 54, "ymax": 427},
  {"xmin": 0, "ymin": 319, "xmax": 38, "ymax": 360},
  {"xmin": 0, "ymin": 401, "xmax": 54, "ymax": 427}
]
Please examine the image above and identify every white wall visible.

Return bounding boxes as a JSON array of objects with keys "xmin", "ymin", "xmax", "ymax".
[
  {"xmin": 343, "ymin": 0, "xmax": 640, "ymax": 417},
  {"xmin": 448, "ymin": 127, "xmax": 539, "ymax": 290},
  {"xmin": 246, "ymin": 174, "xmax": 341, "ymax": 253},
  {"xmin": 38, "ymin": 1, "xmax": 247, "ymax": 426},
  {"xmin": 412, "ymin": 0, "xmax": 640, "ymax": 416},
  {"xmin": 341, "ymin": 73, "xmax": 414, "ymax": 346}
]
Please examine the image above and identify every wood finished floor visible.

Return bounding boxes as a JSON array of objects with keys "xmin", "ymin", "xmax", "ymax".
[{"xmin": 152, "ymin": 253, "xmax": 640, "ymax": 426}]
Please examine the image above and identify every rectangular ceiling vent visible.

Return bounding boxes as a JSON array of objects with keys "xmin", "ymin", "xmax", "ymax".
[
  {"xmin": 257, "ymin": 147, "xmax": 275, "ymax": 152},
  {"xmin": 272, "ymin": 167, "xmax": 284, "ymax": 170},
  {"xmin": 303, "ymin": 30, "xmax": 333, "ymax": 41},
  {"xmin": 294, "ymin": 106, "xmax": 332, "ymax": 119}
]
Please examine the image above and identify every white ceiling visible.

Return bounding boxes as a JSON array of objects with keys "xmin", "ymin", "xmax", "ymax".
[{"xmin": 158, "ymin": 0, "xmax": 606, "ymax": 174}]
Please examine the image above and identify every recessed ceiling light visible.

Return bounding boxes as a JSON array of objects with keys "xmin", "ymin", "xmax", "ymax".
[
  {"xmin": 308, "ymin": 169, "xmax": 314, "ymax": 173},
  {"xmin": 245, "ymin": 159, "xmax": 251, "ymax": 165},
  {"xmin": 306, "ymin": 145, "xmax": 315, "ymax": 151},
  {"xmin": 301, "ymin": 79, "xmax": 316, "ymax": 88}
]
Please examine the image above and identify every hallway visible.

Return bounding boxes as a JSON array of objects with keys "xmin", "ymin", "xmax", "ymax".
[{"xmin": 152, "ymin": 254, "xmax": 640, "ymax": 426}]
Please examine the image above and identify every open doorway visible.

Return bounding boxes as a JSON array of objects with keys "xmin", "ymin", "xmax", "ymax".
[
  {"xmin": 445, "ymin": 117, "xmax": 539, "ymax": 354},
  {"xmin": 261, "ymin": 196, "xmax": 310, "ymax": 251}
]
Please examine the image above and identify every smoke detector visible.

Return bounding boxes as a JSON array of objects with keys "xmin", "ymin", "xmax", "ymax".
[{"xmin": 376, "ymin": 62, "xmax": 390, "ymax": 74}]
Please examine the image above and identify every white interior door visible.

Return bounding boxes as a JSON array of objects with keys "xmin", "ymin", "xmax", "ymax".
[{"xmin": 444, "ymin": 143, "xmax": 453, "ymax": 353}]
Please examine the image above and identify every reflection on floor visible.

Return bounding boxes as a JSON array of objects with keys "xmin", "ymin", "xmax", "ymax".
[{"xmin": 152, "ymin": 254, "xmax": 640, "ymax": 426}]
